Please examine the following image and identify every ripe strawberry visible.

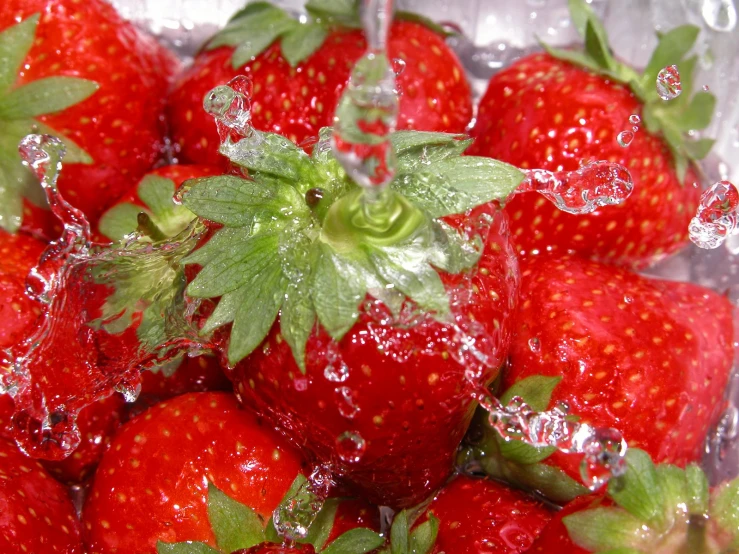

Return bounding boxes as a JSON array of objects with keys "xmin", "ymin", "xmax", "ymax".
[
  {"xmin": 167, "ymin": 1, "xmax": 471, "ymax": 166},
  {"xmin": 98, "ymin": 164, "xmax": 230, "ymax": 398},
  {"xmin": 0, "ymin": 229, "xmax": 44, "ymax": 347},
  {"xmin": 529, "ymin": 449, "xmax": 739, "ymax": 553},
  {"xmin": 0, "ymin": 437, "xmax": 84, "ymax": 553},
  {"xmin": 1, "ymin": 0, "xmax": 179, "ymax": 238},
  {"xmin": 420, "ymin": 475, "xmax": 552, "ymax": 554},
  {"xmin": 463, "ymin": 254, "xmax": 733, "ymax": 501},
  {"xmin": 469, "ymin": 1, "xmax": 714, "ymax": 268},
  {"xmin": 82, "ymin": 392, "xmax": 310, "ymax": 553}
]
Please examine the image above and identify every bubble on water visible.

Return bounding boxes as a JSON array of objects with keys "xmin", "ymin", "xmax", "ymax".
[
  {"xmin": 517, "ymin": 161, "xmax": 633, "ymax": 215},
  {"xmin": 324, "ymin": 359, "xmax": 350, "ymax": 383},
  {"xmin": 689, "ymin": 180, "xmax": 739, "ymax": 249},
  {"xmin": 336, "ymin": 431, "xmax": 367, "ymax": 463},
  {"xmin": 476, "ymin": 390, "xmax": 627, "ymax": 490},
  {"xmin": 528, "ymin": 337, "xmax": 541, "ymax": 353},
  {"xmin": 629, "ymin": 114, "xmax": 641, "ymax": 125},
  {"xmin": 617, "ymin": 131, "xmax": 634, "ymax": 147},
  {"xmin": 656, "ymin": 65, "xmax": 682, "ymax": 101},
  {"xmin": 336, "ymin": 386, "xmax": 360, "ymax": 418},
  {"xmin": 702, "ymin": 0, "xmax": 737, "ymax": 31},
  {"xmin": 272, "ymin": 465, "xmax": 334, "ymax": 541}
]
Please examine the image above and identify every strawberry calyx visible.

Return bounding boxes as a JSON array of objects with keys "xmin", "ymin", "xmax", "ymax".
[
  {"xmin": 0, "ymin": 14, "xmax": 98, "ymax": 232},
  {"xmin": 458, "ymin": 375, "xmax": 590, "ymax": 504},
  {"xmin": 378, "ymin": 506, "xmax": 439, "ymax": 554},
  {"xmin": 205, "ymin": 0, "xmax": 452, "ymax": 70},
  {"xmin": 178, "ymin": 126, "xmax": 522, "ymax": 369},
  {"xmin": 157, "ymin": 475, "xmax": 385, "ymax": 553},
  {"xmin": 560, "ymin": 449, "xmax": 739, "ymax": 553},
  {"xmin": 542, "ymin": 0, "xmax": 715, "ymax": 180}
]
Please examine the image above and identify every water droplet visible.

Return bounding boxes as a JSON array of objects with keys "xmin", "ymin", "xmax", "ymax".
[
  {"xmin": 689, "ymin": 180, "xmax": 739, "ymax": 249},
  {"xmin": 114, "ymin": 381, "xmax": 141, "ymax": 403},
  {"xmin": 324, "ymin": 360, "xmax": 350, "ymax": 383},
  {"xmin": 391, "ymin": 58, "xmax": 406, "ymax": 76},
  {"xmin": 703, "ymin": 84, "xmax": 711, "ymax": 91},
  {"xmin": 528, "ymin": 337, "xmax": 541, "ymax": 353},
  {"xmin": 579, "ymin": 428, "xmax": 627, "ymax": 489},
  {"xmin": 702, "ymin": 0, "xmax": 737, "ymax": 31},
  {"xmin": 617, "ymin": 130, "xmax": 634, "ymax": 147},
  {"xmin": 335, "ymin": 386, "xmax": 360, "ymax": 418},
  {"xmin": 518, "ymin": 161, "xmax": 633, "ymax": 215},
  {"xmin": 629, "ymin": 114, "xmax": 641, "ymax": 125},
  {"xmin": 656, "ymin": 65, "xmax": 682, "ymax": 100},
  {"xmin": 203, "ymin": 75, "xmax": 252, "ymax": 136},
  {"xmin": 336, "ymin": 431, "xmax": 366, "ymax": 463}
]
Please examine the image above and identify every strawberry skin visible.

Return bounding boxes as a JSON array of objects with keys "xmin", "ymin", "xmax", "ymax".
[
  {"xmin": 469, "ymin": 53, "xmax": 701, "ymax": 268},
  {"xmin": 2, "ymin": 0, "xmax": 179, "ymax": 238},
  {"xmin": 168, "ymin": 20, "xmax": 471, "ymax": 166},
  {"xmin": 82, "ymin": 392, "xmax": 307, "ymax": 553},
  {"xmin": 503, "ymin": 255, "xmax": 733, "ymax": 480},
  {"xmin": 0, "ymin": 437, "xmax": 83, "ymax": 553},
  {"xmin": 426, "ymin": 475, "xmax": 552, "ymax": 554},
  {"xmin": 526, "ymin": 495, "xmax": 602, "ymax": 554},
  {"xmin": 0, "ymin": 230, "xmax": 44, "ymax": 347},
  {"xmin": 229, "ymin": 205, "xmax": 520, "ymax": 508}
]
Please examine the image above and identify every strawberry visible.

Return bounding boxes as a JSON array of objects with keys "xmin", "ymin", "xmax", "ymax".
[
  {"xmin": 0, "ymin": 229, "xmax": 44, "ymax": 348},
  {"xmin": 528, "ymin": 448, "xmax": 739, "ymax": 553},
  {"xmin": 82, "ymin": 392, "xmax": 311, "ymax": 553},
  {"xmin": 170, "ymin": 123, "xmax": 523, "ymax": 508},
  {"xmin": 462, "ymin": 254, "xmax": 733, "ymax": 502},
  {"xmin": 98, "ymin": 164, "xmax": 230, "ymax": 398},
  {"xmin": 0, "ymin": 0, "xmax": 179, "ymax": 238},
  {"xmin": 469, "ymin": 0, "xmax": 714, "ymax": 268},
  {"xmin": 167, "ymin": 0, "xmax": 471, "ymax": 166},
  {"xmin": 0, "ymin": 436, "xmax": 84, "ymax": 553},
  {"xmin": 421, "ymin": 475, "xmax": 552, "ymax": 554}
]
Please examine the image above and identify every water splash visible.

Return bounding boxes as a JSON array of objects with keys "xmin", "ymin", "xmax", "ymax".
[
  {"xmin": 656, "ymin": 65, "xmax": 682, "ymax": 101},
  {"xmin": 273, "ymin": 465, "xmax": 334, "ymax": 541},
  {"xmin": 331, "ymin": 0, "xmax": 399, "ymax": 192},
  {"xmin": 517, "ymin": 161, "xmax": 633, "ymax": 215},
  {"xmin": 702, "ymin": 0, "xmax": 737, "ymax": 31},
  {"xmin": 689, "ymin": 180, "xmax": 739, "ymax": 249},
  {"xmin": 335, "ymin": 431, "xmax": 367, "ymax": 463},
  {"xmin": 475, "ymin": 391, "xmax": 627, "ymax": 489}
]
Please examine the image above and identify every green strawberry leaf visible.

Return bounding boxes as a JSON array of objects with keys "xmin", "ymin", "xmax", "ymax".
[
  {"xmin": 301, "ymin": 498, "xmax": 340, "ymax": 551},
  {"xmin": 392, "ymin": 132, "xmax": 472, "ymax": 175},
  {"xmin": 496, "ymin": 439, "xmax": 556, "ymax": 465},
  {"xmin": 280, "ymin": 252, "xmax": 317, "ymax": 372},
  {"xmin": 264, "ymin": 475, "xmax": 308, "ymax": 544},
  {"xmin": 583, "ymin": 18, "xmax": 615, "ymax": 72},
  {"xmin": 311, "ymin": 244, "xmax": 367, "ymax": 340},
  {"xmin": 99, "ymin": 202, "xmax": 142, "ymax": 241},
  {"xmin": 322, "ymin": 528, "xmax": 386, "ymax": 554},
  {"xmin": 32, "ymin": 120, "xmax": 93, "ymax": 164},
  {"xmin": 685, "ymin": 463, "xmax": 709, "ymax": 516},
  {"xmin": 0, "ymin": 77, "xmax": 98, "ymax": 119},
  {"xmin": 409, "ymin": 514, "xmax": 439, "ymax": 554},
  {"xmin": 208, "ymin": 483, "xmax": 266, "ymax": 552},
  {"xmin": 281, "ymin": 23, "xmax": 328, "ymax": 67},
  {"xmin": 683, "ymin": 138, "xmax": 715, "ymax": 160},
  {"xmin": 674, "ymin": 91, "xmax": 716, "ymax": 132},
  {"xmin": 500, "ymin": 375, "xmax": 562, "ymax": 412},
  {"xmin": 393, "ymin": 156, "xmax": 524, "ymax": 218},
  {"xmin": 563, "ymin": 507, "xmax": 648, "ymax": 551},
  {"xmin": 711, "ymin": 477, "xmax": 739, "ymax": 537},
  {"xmin": 228, "ymin": 1, "xmax": 275, "ymax": 23},
  {"xmin": 655, "ymin": 464, "xmax": 689, "ymax": 517},
  {"xmin": 157, "ymin": 541, "xmax": 220, "ymax": 554},
  {"xmin": 304, "ymin": 0, "xmax": 362, "ymax": 28},
  {"xmin": 0, "ymin": 160, "xmax": 24, "ymax": 233},
  {"xmin": 606, "ymin": 449, "xmax": 666, "ymax": 528},
  {"xmin": 225, "ymin": 132, "xmax": 317, "ymax": 184},
  {"xmin": 390, "ymin": 510, "xmax": 410, "ymax": 554},
  {"xmin": 0, "ymin": 14, "xmax": 38, "ymax": 94},
  {"xmin": 641, "ymin": 25, "xmax": 700, "ymax": 94}
]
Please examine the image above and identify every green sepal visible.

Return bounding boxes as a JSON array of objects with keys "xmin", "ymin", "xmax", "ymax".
[
  {"xmin": 562, "ymin": 507, "xmax": 649, "ymax": 551},
  {"xmin": 409, "ymin": 514, "xmax": 439, "ymax": 554},
  {"xmin": 322, "ymin": 528, "xmax": 386, "ymax": 554},
  {"xmin": 156, "ymin": 541, "xmax": 220, "ymax": 554},
  {"xmin": 685, "ymin": 464, "xmax": 710, "ymax": 516},
  {"xmin": 500, "ymin": 375, "xmax": 562, "ymax": 412},
  {"xmin": 0, "ymin": 77, "xmax": 98, "ymax": 120},
  {"xmin": 390, "ymin": 510, "xmax": 410, "ymax": 554},
  {"xmin": 0, "ymin": 14, "xmax": 39, "ymax": 94},
  {"xmin": 641, "ymin": 25, "xmax": 700, "ymax": 93},
  {"xmin": 304, "ymin": 0, "xmax": 362, "ymax": 28},
  {"xmin": 280, "ymin": 249, "xmax": 317, "ymax": 372},
  {"xmin": 281, "ymin": 23, "xmax": 329, "ymax": 67},
  {"xmin": 606, "ymin": 449, "xmax": 666, "ymax": 528},
  {"xmin": 98, "ymin": 202, "xmax": 142, "ymax": 241},
  {"xmin": 711, "ymin": 477, "xmax": 739, "ymax": 537},
  {"xmin": 208, "ymin": 482, "xmax": 266, "ymax": 552},
  {"xmin": 225, "ymin": 132, "xmax": 318, "ymax": 184}
]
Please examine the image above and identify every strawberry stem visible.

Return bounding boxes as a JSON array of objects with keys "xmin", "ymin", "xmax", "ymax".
[{"xmin": 136, "ymin": 212, "xmax": 167, "ymax": 242}]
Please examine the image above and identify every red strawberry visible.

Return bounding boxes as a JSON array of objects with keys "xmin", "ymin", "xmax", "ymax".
[
  {"xmin": 469, "ymin": 2, "xmax": 713, "ymax": 268},
  {"xmin": 0, "ymin": 437, "xmax": 84, "ymax": 553},
  {"xmin": 1, "ymin": 0, "xmax": 179, "ymax": 238},
  {"xmin": 529, "ymin": 449, "xmax": 739, "ymax": 553},
  {"xmin": 465, "ymin": 254, "xmax": 732, "ymax": 500},
  {"xmin": 0, "ymin": 229, "xmax": 44, "ymax": 347},
  {"xmin": 82, "ymin": 392, "xmax": 309, "ymax": 553},
  {"xmin": 167, "ymin": 2, "xmax": 471, "ymax": 166},
  {"xmin": 423, "ymin": 475, "xmax": 553, "ymax": 554}
]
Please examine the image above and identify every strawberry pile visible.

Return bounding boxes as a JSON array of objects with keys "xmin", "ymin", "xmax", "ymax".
[{"xmin": 0, "ymin": 0, "xmax": 738, "ymax": 553}]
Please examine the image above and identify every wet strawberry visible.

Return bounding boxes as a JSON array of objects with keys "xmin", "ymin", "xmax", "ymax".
[
  {"xmin": 0, "ymin": 437, "xmax": 83, "ymax": 553},
  {"xmin": 82, "ymin": 392, "xmax": 309, "ymax": 553},
  {"xmin": 168, "ymin": 1, "xmax": 471, "ymax": 165},
  {"xmin": 423, "ymin": 475, "xmax": 552, "ymax": 554},
  {"xmin": 463, "ymin": 255, "xmax": 733, "ymax": 501},
  {"xmin": 1, "ymin": 0, "xmax": 179, "ymax": 238},
  {"xmin": 470, "ymin": 1, "xmax": 713, "ymax": 268}
]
